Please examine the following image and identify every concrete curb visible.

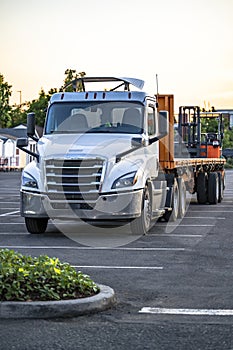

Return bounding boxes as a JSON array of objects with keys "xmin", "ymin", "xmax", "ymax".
[{"xmin": 0, "ymin": 284, "xmax": 116, "ymax": 319}]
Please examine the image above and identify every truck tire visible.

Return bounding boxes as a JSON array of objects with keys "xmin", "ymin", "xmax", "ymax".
[
  {"xmin": 197, "ymin": 172, "xmax": 208, "ymax": 204},
  {"xmin": 130, "ymin": 186, "xmax": 152, "ymax": 235},
  {"xmin": 178, "ymin": 177, "xmax": 186, "ymax": 218},
  {"xmin": 208, "ymin": 172, "xmax": 219, "ymax": 204},
  {"xmin": 25, "ymin": 218, "xmax": 48, "ymax": 234},
  {"xmin": 169, "ymin": 178, "xmax": 179, "ymax": 221},
  {"xmin": 218, "ymin": 172, "xmax": 224, "ymax": 203},
  {"xmin": 163, "ymin": 178, "xmax": 179, "ymax": 222}
]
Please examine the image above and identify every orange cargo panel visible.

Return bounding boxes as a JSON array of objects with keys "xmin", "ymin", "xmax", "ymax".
[{"xmin": 157, "ymin": 94, "xmax": 174, "ymax": 165}]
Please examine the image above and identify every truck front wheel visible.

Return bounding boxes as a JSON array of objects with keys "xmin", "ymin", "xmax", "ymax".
[
  {"xmin": 130, "ymin": 186, "xmax": 152, "ymax": 235},
  {"xmin": 25, "ymin": 218, "xmax": 48, "ymax": 234}
]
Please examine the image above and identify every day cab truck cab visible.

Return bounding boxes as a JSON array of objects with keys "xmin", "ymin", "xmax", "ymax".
[{"xmin": 17, "ymin": 77, "xmax": 225, "ymax": 235}]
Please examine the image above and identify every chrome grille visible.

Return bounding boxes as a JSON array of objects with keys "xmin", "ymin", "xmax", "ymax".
[{"xmin": 45, "ymin": 158, "xmax": 104, "ymax": 203}]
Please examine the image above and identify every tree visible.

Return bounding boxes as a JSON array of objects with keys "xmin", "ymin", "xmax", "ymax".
[
  {"xmin": 0, "ymin": 74, "xmax": 12, "ymax": 127},
  {"xmin": 223, "ymin": 128, "xmax": 233, "ymax": 149},
  {"xmin": 0, "ymin": 69, "xmax": 86, "ymax": 128},
  {"xmin": 26, "ymin": 69, "xmax": 86, "ymax": 126},
  {"xmin": 201, "ymin": 117, "xmax": 218, "ymax": 134},
  {"xmin": 62, "ymin": 69, "xmax": 86, "ymax": 92},
  {"xmin": 201, "ymin": 114, "xmax": 233, "ymax": 149},
  {"xmin": 26, "ymin": 88, "xmax": 57, "ymax": 127},
  {"xmin": 10, "ymin": 106, "xmax": 27, "ymax": 127}
]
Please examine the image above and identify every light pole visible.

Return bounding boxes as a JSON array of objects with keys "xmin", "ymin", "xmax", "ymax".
[{"xmin": 17, "ymin": 90, "xmax": 22, "ymax": 107}]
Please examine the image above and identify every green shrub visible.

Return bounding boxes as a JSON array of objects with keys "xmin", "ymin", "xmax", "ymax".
[
  {"xmin": 0, "ymin": 249, "xmax": 99, "ymax": 301},
  {"xmin": 224, "ymin": 158, "xmax": 233, "ymax": 169}
]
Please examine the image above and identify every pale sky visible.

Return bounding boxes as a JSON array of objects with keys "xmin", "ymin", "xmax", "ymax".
[{"xmin": 1, "ymin": 0, "xmax": 233, "ymax": 112}]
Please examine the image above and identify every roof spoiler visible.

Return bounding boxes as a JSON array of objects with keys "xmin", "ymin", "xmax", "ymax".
[{"xmin": 63, "ymin": 77, "xmax": 144, "ymax": 92}]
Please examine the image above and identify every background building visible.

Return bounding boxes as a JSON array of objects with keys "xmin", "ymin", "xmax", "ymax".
[{"xmin": 0, "ymin": 124, "xmax": 42, "ymax": 170}]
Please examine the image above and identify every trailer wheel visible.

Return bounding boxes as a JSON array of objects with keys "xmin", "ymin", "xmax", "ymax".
[
  {"xmin": 170, "ymin": 178, "xmax": 179, "ymax": 221},
  {"xmin": 163, "ymin": 178, "xmax": 179, "ymax": 222},
  {"xmin": 208, "ymin": 172, "xmax": 219, "ymax": 204},
  {"xmin": 222, "ymin": 171, "xmax": 226, "ymax": 190},
  {"xmin": 25, "ymin": 218, "xmax": 48, "ymax": 234},
  {"xmin": 178, "ymin": 177, "xmax": 186, "ymax": 218},
  {"xmin": 197, "ymin": 172, "xmax": 208, "ymax": 204},
  {"xmin": 130, "ymin": 185, "xmax": 152, "ymax": 235},
  {"xmin": 218, "ymin": 172, "xmax": 224, "ymax": 203}
]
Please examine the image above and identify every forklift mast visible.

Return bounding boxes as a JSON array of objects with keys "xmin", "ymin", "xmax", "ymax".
[{"xmin": 178, "ymin": 106, "xmax": 201, "ymax": 157}]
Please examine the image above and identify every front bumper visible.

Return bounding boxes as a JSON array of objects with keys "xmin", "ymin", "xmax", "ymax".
[{"xmin": 20, "ymin": 189, "xmax": 143, "ymax": 220}]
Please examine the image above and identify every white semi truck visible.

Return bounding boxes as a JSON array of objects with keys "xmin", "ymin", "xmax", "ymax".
[{"xmin": 17, "ymin": 77, "xmax": 225, "ymax": 235}]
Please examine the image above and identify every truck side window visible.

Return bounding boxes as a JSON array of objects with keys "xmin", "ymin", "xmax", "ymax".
[{"xmin": 147, "ymin": 106, "xmax": 156, "ymax": 136}]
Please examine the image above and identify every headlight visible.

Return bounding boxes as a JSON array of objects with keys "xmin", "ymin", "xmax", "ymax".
[
  {"xmin": 22, "ymin": 172, "xmax": 38, "ymax": 189},
  {"xmin": 112, "ymin": 171, "xmax": 137, "ymax": 189}
]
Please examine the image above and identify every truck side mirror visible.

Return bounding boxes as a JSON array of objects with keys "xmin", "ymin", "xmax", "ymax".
[
  {"xmin": 16, "ymin": 138, "xmax": 28, "ymax": 148},
  {"xmin": 27, "ymin": 112, "xmax": 39, "ymax": 142},
  {"xmin": 158, "ymin": 110, "xmax": 169, "ymax": 139},
  {"xmin": 131, "ymin": 137, "xmax": 144, "ymax": 147},
  {"xmin": 16, "ymin": 136, "xmax": 39, "ymax": 161},
  {"xmin": 27, "ymin": 112, "xmax": 36, "ymax": 138}
]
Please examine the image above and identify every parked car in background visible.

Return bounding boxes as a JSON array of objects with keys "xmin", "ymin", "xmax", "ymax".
[{"xmin": 222, "ymin": 148, "xmax": 233, "ymax": 161}]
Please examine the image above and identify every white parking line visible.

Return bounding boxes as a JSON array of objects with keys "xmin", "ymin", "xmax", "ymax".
[
  {"xmin": 156, "ymin": 224, "xmax": 215, "ymax": 227},
  {"xmin": 190, "ymin": 210, "xmax": 233, "ymax": 213},
  {"xmin": 183, "ymin": 217, "xmax": 225, "ymax": 220},
  {"xmin": 0, "ymin": 232, "xmax": 28, "ymax": 235},
  {"xmin": 0, "ymin": 245, "xmax": 186, "ymax": 251},
  {"xmin": 0, "ymin": 195, "xmax": 20, "ymax": 197},
  {"xmin": 150, "ymin": 234, "xmax": 203, "ymax": 237},
  {"xmin": 139, "ymin": 307, "xmax": 233, "ymax": 316},
  {"xmin": 0, "ymin": 211, "xmax": 20, "ymax": 217},
  {"xmin": 0, "ymin": 202, "xmax": 20, "ymax": 204},
  {"xmin": 0, "ymin": 207, "xmax": 19, "ymax": 210},
  {"xmin": 0, "ymin": 222, "xmax": 25, "ymax": 224},
  {"xmin": 72, "ymin": 265, "xmax": 163, "ymax": 270}
]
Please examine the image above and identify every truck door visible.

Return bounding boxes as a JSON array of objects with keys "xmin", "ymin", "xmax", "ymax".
[{"xmin": 146, "ymin": 103, "xmax": 159, "ymax": 179}]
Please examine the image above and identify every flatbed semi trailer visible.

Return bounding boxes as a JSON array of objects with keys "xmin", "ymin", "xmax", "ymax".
[
  {"xmin": 16, "ymin": 77, "xmax": 225, "ymax": 235},
  {"xmin": 157, "ymin": 94, "xmax": 225, "ymax": 221}
]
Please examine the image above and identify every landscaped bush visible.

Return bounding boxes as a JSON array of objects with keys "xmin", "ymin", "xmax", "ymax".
[
  {"xmin": 224, "ymin": 158, "xmax": 233, "ymax": 169},
  {"xmin": 0, "ymin": 249, "xmax": 99, "ymax": 301}
]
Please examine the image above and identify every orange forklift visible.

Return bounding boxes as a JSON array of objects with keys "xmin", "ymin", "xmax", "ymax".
[{"xmin": 177, "ymin": 106, "xmax": 224, "ymax": 159}]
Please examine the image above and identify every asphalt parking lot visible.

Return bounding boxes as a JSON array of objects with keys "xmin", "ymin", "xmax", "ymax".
[{"xmin": 0, "ymin": 170, "xmax": 233, "ymax": 350}]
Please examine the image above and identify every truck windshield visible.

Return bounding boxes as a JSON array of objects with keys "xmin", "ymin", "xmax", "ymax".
[{"xmin": 45, "ymin": 101, "xmax": 144, "ymax": 134}]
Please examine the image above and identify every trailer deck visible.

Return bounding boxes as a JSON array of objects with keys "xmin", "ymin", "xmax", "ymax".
[{"xmin": 161, "ymin": 157, "xmax": 226, "ymax": 170}]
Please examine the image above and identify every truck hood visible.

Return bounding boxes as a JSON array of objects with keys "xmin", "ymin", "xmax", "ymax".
[{"xmin": 38, "ymin": 133, "xmax": 135, "ymax": 160}]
